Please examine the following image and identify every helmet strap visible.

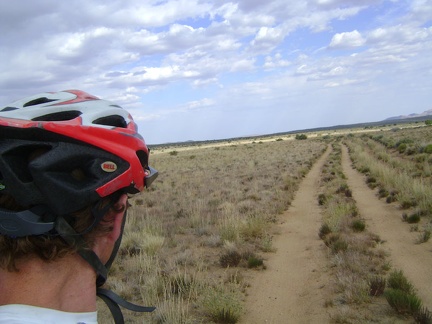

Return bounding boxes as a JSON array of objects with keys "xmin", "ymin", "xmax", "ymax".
[{"xmin": 55, "ymin": 202, "xmax": 155, "ymax": 324}]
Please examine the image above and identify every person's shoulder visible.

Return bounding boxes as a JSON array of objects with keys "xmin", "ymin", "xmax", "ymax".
[{"xmin": 0, "ymin": 304, "xmax": 98, "ymax": 324}]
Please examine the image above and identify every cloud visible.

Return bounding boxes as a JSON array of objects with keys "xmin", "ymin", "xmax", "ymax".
[
  {"xmin": 0, "ymin": 1, "xmax": 431, "ymax": 144},
  {"xmin": 329, "ymin": 30, "xmax": 366, "ymax": 49}
]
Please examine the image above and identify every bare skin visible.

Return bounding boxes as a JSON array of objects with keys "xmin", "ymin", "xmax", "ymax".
[{"xmin": 0, "ymin": 194, "xmax": 127, "ymax": 313}]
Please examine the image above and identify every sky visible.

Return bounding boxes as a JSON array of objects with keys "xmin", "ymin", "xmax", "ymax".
[{"xmin": 0, "ymin": 0, "xmax": 431, "ymax": 144}]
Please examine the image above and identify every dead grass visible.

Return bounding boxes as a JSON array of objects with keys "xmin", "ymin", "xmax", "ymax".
[
  {"xmin": 100, "ymin": 137, "xmax": 326, "ymax": 323},
  {"xmin": 317, "ymin": 141, "xmax": 406, "ymax": 323}
]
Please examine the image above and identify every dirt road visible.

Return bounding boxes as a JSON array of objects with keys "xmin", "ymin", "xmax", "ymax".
[
  {"xmin": 240, "ymin": 143, "xmax": 432, "ymax": 323},
  {"xmin": 341, "ymin": 144, "xmax": 432, "ymax": 310},
  {"xmin": 239, "ymin": 147, "xmax": 332, "ymax": 324}
]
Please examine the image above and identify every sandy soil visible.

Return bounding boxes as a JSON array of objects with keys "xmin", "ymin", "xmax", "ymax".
[
  {"xmin": 341, "ymin": 144, "xmax": 432, "ymax": 309},
  {"xmin": 239, "ymin": 147, "xmax": 332, "ymax": 324},
  {"xmin": 240, "ymin": 144, "xmax": 432, "ymax": 323}
]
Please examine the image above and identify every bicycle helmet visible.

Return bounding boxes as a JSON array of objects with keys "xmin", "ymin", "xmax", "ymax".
[
  {"xmin": 0, "ymin": 89, "xmax": 157, "ymax": 216},
  {"xmin": 0, "ymin": 90, "xmax": 158, "ymax": 323}
]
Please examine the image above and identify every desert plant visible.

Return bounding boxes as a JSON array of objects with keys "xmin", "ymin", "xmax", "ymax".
[
  {"xmin": 319, "ymin": 223, "xmax": 332, "ymax": 239},
  {"xmin": 247, "ymin": 255, "xmax": 264, "ymax": 269},
  {"xmin": 384, "ymin": 288, "xmax": 422, "ymax": 315},
  {"xmin": 295, "ymin": 134, "xmax": 308, "ymax": 140},
  {"xmin": 351, "ymin": 219, "xmax": 366, "ymax": 232},
  {"xmin": 387, "ymin": 270, "xmax": 415, "ymax": 294},
  {"xmin": 404, "ymin": 212, "xmax": 421, "ymax": 224},
  {"xmin": 201, "ymin": 286, "xmax": 243, "ymax": 323},
  {"xmin": 414, "ymin": 306, "xmax": 432, "ymax": 324},
  {"xmin": 424, "ymin": 144, "xmax": 432, "ymax": 154},
  {"xmin": 330, "ymin": 238, "xmax": 348, "ymax": 254},
  {"xmin": 417, "ymin": 230, "xmax": 431, "ymax": 244},
  {"xmin": 318, "ymin": 193, "xmax": 327, "ymax": 205},
  {"xmin": 369, "ymin": 276, "xmax": 386, "ymax": 296},
  {"xmin": 219, "ymin": 250, "xmax": 242, "ymax": 268}
]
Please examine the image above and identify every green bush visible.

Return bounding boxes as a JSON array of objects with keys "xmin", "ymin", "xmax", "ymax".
[
  {"xmin": 397, "ymin": 143, "xmax": 407, "ymax": 153},
  {"xmin": 318, "ymin": 193, "xmax": 327, "ymax": 206},
  {"xmin": 295, "ymin": 134, "xmax": 308, "ymax": 140},
  {"xmin": 405, "ymin": 212, "xmax": 421, "ymax": 224},
  {"xmin": 424, "ymin": 144, "xmax": 432, "ymax": 154},
  {"xmin": 319, "ymin": 223, "xmax": 332, "ymax": 239},
  {"xmin": 384, "ymin": 289, "xmax": 422, "ymax": 315},
  {"xmin": 330, "ymin": 239, "xmax": 348, "ymax": 254},
  {"xmin": 387, "ymin": 270, "xmax": 415, "ymax": 294},
  {"xmin": 247, "ymin": 255, "xmax": 264, "ymax": 268},
  {"xmin": 352, "ymin": 219, "xmax": 366, "ymax": 232},
  {"xmin": 202, "ymin": 287, "xmax": 243, "ymax": 324}
]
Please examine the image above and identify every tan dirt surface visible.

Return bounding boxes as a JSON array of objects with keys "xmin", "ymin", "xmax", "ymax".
[
  {"xmin": 240, "ymin": 143, "xmax": 432, "ymax": 323},
  {"xmin": 239, "ymin": 147, "xmax": 332, "ymax": 324}
]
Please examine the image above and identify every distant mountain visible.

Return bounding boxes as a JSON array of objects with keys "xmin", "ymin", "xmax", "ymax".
[{"xmin": 385, "ymin": 109, "xmax": 432, "ymax": 121}]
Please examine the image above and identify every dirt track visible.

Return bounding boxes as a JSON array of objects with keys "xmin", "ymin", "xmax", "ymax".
[
  {"xmin": 341, "ymin": 145, "xmax": 432, "ymax": 309},
  {"xmin": 240, "ymin": 144, "xmax": 432, "ymax": 323},
  {"xmin": 239, "ymin": 147, "xmax": 331, "ymax": 324}
]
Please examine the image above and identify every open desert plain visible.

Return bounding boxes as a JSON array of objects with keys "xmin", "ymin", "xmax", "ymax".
[{"xmin": 99, "ymin": 123, "xmax": 432, "ymax": 323}]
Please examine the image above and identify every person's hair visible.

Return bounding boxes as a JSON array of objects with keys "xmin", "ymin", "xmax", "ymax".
[{"xmin": 0, "ymin": 193, "xmax": 123, "ymax": 272}]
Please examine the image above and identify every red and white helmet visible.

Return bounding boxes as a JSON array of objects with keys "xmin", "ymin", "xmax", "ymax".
[{"xmin": 0, "ymin": 90, "xmax": 158, "ymax": 216}]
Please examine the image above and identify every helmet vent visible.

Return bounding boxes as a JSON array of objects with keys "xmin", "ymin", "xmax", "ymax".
[
  {"xmin": 93, "ymin": 115, "xmax": 127, "ymax": 128},
  {"xmin": 24, "ymin": 97, "xmax": 58, "ymax": 107},
  {"xmin": 32, "ymin": 111, "xmax": 82, "ymax": 121},
  {"xmin": 1, "ymin": 107, "xmax": 19, "ymax": 112},
  {"xmin": 136, "ymin": 150, "xmax": 148, "ymax": 168}
]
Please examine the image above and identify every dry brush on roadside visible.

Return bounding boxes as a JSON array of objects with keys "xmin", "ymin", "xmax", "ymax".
[
  {"xmin": 99, "ymin": 138, "xmax": 327, "ymax": 323},
  {"xmin": 317, "ymin": 140, "xmax": 432, "ymax": 323}
]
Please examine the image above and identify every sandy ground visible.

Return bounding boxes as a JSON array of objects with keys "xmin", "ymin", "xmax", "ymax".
[
  {"xmin": 341, "ymin": 145, "xmax": 432, "ymax": 309},
  {"xmin": 239, "ymin": 147, "xmax": 332, "ymax": 324},
  {"xmin": 240, "ymin": 144, "xmax": 432, "ymax": 323}
]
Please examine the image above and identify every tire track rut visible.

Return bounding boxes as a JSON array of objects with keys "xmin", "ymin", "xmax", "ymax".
[
  {"xmin": 239, "ymin": 147, "xmax": 332, "ymax": 324},
  {"xmin": 341, "ymin": 144, "xmax": 432, "ymax": 310}
]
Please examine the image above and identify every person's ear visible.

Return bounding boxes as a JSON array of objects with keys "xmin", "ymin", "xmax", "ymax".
[{"xmin": 108, "ymin": 194, "xmax": 128, "ymax": 242}]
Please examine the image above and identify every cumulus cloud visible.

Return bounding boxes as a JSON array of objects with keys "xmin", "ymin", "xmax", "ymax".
[
  {"xmin": 328, "ymin": 30, "xmax": 366, "ymax": 49},
  {"xmin": 0, "ymin": 1, "xmax": 431, "ymax": 143}
]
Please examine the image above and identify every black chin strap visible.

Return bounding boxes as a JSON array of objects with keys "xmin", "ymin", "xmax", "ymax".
[
  {"xmin": 97, "ymin": 288, "xmax": 156, "ymax": 323},
  {"xmin": 55, "ymin": 214, "xmax": 155, "ymax": 324}
]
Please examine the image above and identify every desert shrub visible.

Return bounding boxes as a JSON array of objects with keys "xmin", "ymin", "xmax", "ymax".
[
  {"xmin": 378, "ymin": 187, "xmax": 389, "ymax": 198},
  {"xmin": 318, "ymin": 193, "xmax": 327, "ymax": 206},
  {"xmin": 319, "ymin": 223, "xmax": 332, "ymax": 239},
  {"xmin": 220, "ymin": 250, "xmax": 242, "ymax": 268},
  {"xmin": 169, "ymin": 150, "xmax": 179, "ymax": 156},
  {"xmin": 406, "ymin": 146, "xmax": 417, "ymax": 155},
  {"xmin": 404, "ymin": 212, "xmax": 421, "ymax": 224},
  {"xmin": 400, "ymin": 198, "xmax": 418, "ymax": 210},
  {"xmin": 414, "ymin": 307, "xmax": 432, "ymax": 324},
  {"xmin": 424, "ymin": 144, "xmax": 432, "ymax": 154},
  {"xmin": 295, "ymin": 134, "xmax": 308, "ymax": 140},
  {"xmin": 369, "ymin": 276, "xmax": 386, "ymax": 296},
  {"xmin": 384, "ymin": 289, "xmax": 422, "ymax": 315},
  {"xmin": 201, "ymin": 286, "xmax": 243, "ymax": 324},
  {"xmin": 330, "ymin": 238, "xmax": 348, "ymax": 254},
  {"xmin": 397, "ymin": 143, "xmax": 407, "ymax": 153},
  {"xmin": 351, "ymin": 219, "xmax": 366, "ymax": 232},
  {"xmin": 387, "ymin": 270, "xmax": 415, "ymax": 294},
  {"xmin": 247, "ymin": 255, "xmax": 264, "ymax": 269},
  {"xmin": 386, "ymin": 194, "xmax": 397, "ymax": 203},
  {"xmin": 417, "ymin": 230, "xmax": 431, "ymax": 244},
  {"xmin": 366, "ymin": 176, "xmax": 378, "ymax": 189}
]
